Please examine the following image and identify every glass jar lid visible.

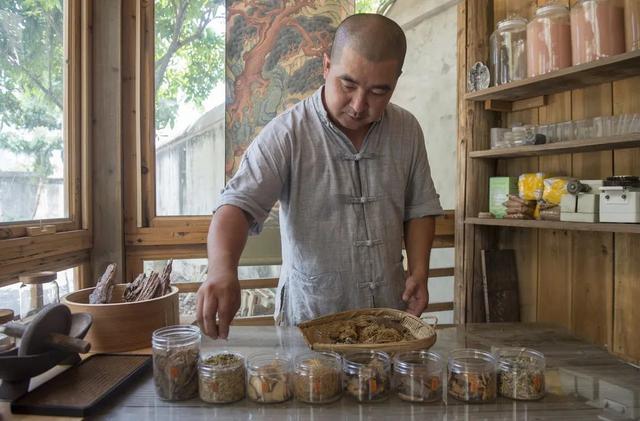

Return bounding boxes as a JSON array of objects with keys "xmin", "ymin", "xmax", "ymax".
[
  {"xmin": 535, "ymin": 4, "xmax": 569, "ymax": 17},
  {"xmin": 152, "ymin": 324, "xmax": 201, "ymax": 347},
  {"xmin": 199, "ymin": 351, "xmax": 245, "ymax": 373},
  {"xmin": 497, "ymin": 17, "xmax": 528, "ymax": 31},
  {"xmin": 496, "ymin": 347, "xmax": 546, "ymax": 371},
  {"xmin": 448, "ymin": 348, "xmax": 496, "ymax": 371},
  {"xmin": 295, "ymin": 351, "xmax": 341, "ymax": 375},
  {"xmin": 393, "ymin": 350, "xmax": 443, "ymax": 375}
]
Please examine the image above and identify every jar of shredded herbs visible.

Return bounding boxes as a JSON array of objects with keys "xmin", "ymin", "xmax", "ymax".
[
  {"xmin": 246, "ymin": 353, "xmax": 292, "ymax": 403},
  {"xmin": 198, "ymin": 351, "xmax": 246, "ymax": 403},
  {"xmin": 496, "ymin": 348, "xmax": 545, "ymax": 400},
  {"xmin": 447, "ymin": 348, "xmax": 497, "ymax": 403},
  {"xmin": 393, "ymin": 350, "xmax": 443, "ymax": 403},
  {"xmin": 152, "ymin": 325, "xmax": 201, "ymax": 401},
  {"xmin": 343, "ymin": 350, "xmax": 391, "ymax": 403},
  {"xmin": 293, "ymin": 351, "xmax": 342, "ymax": 404}
]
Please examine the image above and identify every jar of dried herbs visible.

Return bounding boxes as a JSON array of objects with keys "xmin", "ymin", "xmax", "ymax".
[
  {"xmin": 152, "ymin": 325, "xmax": 201, "ymax": 401},
  {"xmin": 198, "ymin": 351, "xmax": 246, "ymax": 404},
  {"xmin": 246, "ymin": 353, "xmax": 292, "ymax": 403},
  {"xmin": 393, "ymin": 350, "xmax": 444, "ymax": 403},
  {"xmin": 293, "ymin": 351, "xmax": 342, "ymax": 404},
  {"xmin": 343, "ymin": 350, "xmax": 391, "ymax": 403},
  {"xmin": 496, "ymin": 347, "xmax": 546, "ymax": 400},
  {"xmin": 447, "ymin": 348, "xmax": 497, "ymax": 403}
]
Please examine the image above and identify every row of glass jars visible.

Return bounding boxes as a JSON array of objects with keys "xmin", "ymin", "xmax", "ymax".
[
  {"xmin": 151, "ymin": 325, "xmax": 546, "ymax": 404},
  {"xmin": 491, "ymin": 0, "xmax": 640, "ymax": 86}
]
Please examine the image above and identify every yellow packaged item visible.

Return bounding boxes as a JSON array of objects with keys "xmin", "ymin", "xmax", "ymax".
[
  {"xmin": 542, "ymin": 177, "xmax": 575, "ymax": 205},
  {"xmin": 518, "ymin": 173, "xmax": 546, "ymax": 201}
]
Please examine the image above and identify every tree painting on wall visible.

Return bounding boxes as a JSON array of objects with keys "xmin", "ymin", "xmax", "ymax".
[{"xmin": 225, "ymin": 0, "xmax": 352, "ymax": 179}]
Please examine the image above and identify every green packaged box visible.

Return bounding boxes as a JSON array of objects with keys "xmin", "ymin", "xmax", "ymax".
[{"xmin": 489, "ymin": 177, "xmax": 518, "ymax": 218}]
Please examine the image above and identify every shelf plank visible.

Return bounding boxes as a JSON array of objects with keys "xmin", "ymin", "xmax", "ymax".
[
  {"xmin": 469, "ymin": 133, "xmax": 640, "ymax": 159},
  {"xmin": 465, "ymin": 217, "xmax": 640, "ymax": 234},
  {"xmin": 465, "ymin": 50, "xmax": 640, "ymax": 102}
]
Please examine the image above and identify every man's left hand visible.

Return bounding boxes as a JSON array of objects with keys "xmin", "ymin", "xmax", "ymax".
[{"xmin": 402, "ymin": 276, "xmax": 429, "ymax": 316}]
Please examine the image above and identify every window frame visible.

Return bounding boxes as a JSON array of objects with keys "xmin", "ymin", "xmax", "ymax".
[
  {"xmin": 0, "ymin": 0, "xmax": 86, "ymax": 239},
  {"xmin": 0, "ymin": 0, "xmax": 91, "ymax": 287}
]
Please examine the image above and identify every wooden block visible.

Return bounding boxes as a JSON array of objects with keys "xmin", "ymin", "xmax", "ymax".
[
  {"xmin": 26, "ymin": 225, "xmax": 57, "ymax": 237},
  {"xmin": 481, "ymin": 249, "xmax": 520, "ymax": 322}
]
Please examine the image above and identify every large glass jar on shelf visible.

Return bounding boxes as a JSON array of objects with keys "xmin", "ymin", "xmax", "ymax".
[
  {"xmin": 18, "ymin": 272, "xmax": 60, "ymax": 320},
  {"xmin": 490, "ymin": 17, "xmax": 528, "ymax": 86},
  {"xmin": 570, "ymin": 0, "xmax": 625, "ymax": 65},
  {"xmin": 626, "ymin": 0, "xmax": 640, "ymax": 51},
  {"xmin": 527, "ymin": 4, "xmax": 571, "ymax": 77}
]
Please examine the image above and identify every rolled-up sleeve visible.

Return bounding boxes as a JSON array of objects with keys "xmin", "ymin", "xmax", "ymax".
[
  {"xmin": 215, "ymin": 127, "xmax": 290, "ymax": 235},
  {"xmin": 404, "ymin": 119, "xmax": 443, "ymax": 221}
]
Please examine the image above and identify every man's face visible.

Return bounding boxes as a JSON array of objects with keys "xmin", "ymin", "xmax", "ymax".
[{"xmin": 322, "ymin": 46, "xmax": 400, "ymax": 136}]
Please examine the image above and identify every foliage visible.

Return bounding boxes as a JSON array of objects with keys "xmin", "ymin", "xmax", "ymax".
[{"xmin": 355, "ymin": 0, "xmax": 388, "ymax": 14}]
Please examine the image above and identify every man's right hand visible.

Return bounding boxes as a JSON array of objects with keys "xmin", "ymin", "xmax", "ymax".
[{"xmin": 196, "ymin": 272, "xmax": 241, "ymax": 339}]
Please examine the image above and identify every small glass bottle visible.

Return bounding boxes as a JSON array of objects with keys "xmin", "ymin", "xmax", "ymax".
[
  {"xmin": 626, "ymin": 0, "xmax": 640, "ymax": 51},
  {"xmin": 152, "ymin": 325, "xmax": 201, "ymax": 401},
  {"xmin": 571, "ymin": 0, "xmax": 625, "ymax": 65},
  {"xmin": 343, "ymin": 350, "xmax": 391, "ymax": 403},
  {"xmin": 18, "ymin": 272, "xmax": 59, "ymax": 320},
  {"xmin": 496, "ymin": 347, "xmax": 546, "ymax": 400},
  {"xmin": 491, "ymin": 17, "xmax": 528, "ymax": 85},
  {"xmin": 527, "ymin": 4, "xmax": 571, "ymax": 77},
  {"xmin": 198, "ymin": 351, "xmax": 246, "ymax": 403},
  {"xmin": 447, "ymin": 348, "xmax": 497, "ymax": 403},
  {"xmin": 246, "ymin": 352, "xmax": 292, "ymax": 403},
  {"xmin": 293, "ymin": 351, "xmax": 342, "ymax": 404},
  {"xmin": 393, "ymin": 350, "xmax": 443, "ymax": 403}
]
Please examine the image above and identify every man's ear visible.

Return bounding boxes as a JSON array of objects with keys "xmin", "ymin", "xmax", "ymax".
[{"xmin": 323, "ymin": 52, "xmax": 331, "ymax": 79}]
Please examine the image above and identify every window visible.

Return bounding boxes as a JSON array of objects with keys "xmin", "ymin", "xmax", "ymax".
[
  {"xmin": 154, "ymin": 1, "xmax": 226, "ymax": 216},
  {"xmin": 1, "ymin": 1, "xmax": 73, "ymax": 224}
]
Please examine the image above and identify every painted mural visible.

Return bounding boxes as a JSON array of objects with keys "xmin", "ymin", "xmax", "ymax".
[{"xmin": 225, "ymin": 0, "xmax": 352, "ymax": 180}]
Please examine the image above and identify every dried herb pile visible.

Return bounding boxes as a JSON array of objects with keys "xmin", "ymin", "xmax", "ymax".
[
  {"xmin": 199, "ymin": 353, "xmax": 246, "ymax": 403},
  {"xmin": 153, "ymin": 343, "xmax": 199, "ymax": 400}
]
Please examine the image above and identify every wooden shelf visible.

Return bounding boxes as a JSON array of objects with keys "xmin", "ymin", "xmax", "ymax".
[
  {"xmin": 469, "ymin": 133, "xmax": 640, "ymax": 159},
  {"xmin": 465, "ymin": 217, "xmax": 640, "ymax": 234},
  {"xmin": 465, "ymin": 50, "xmax": 640, "ymax": 102}
]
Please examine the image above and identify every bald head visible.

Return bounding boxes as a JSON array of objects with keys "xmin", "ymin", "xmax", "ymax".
[{"xmin": 330, "ymin": 14, "xmax": 406, "ymax": 74}]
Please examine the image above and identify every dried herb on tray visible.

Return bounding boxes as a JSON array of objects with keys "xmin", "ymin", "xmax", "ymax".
[
  {"xmin": 199, "ymin": 353, "xmax": 246, "ymax": 403},
  {"xmin": 153, "ymin": 344, "xmax": 199, "ymax": 401},
  {"xmin": 321, "ymin": 315, "xmax": 415, "ymax": 344}
]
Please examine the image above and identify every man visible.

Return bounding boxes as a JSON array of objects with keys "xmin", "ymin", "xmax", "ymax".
[{"xmin": 196, "ymin": 13, "xmax": 442, "ymax": 339}]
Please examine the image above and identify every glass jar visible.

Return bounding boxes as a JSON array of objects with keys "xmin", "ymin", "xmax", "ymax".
[
  {"xmin": 343, "ymin": 350, "xmax": 391, "ymax": 402},
  {"xmin": 497, "ymin": 348, "xmax": 546, "ymax": 400},
  {"xmin": 198, "ymin": 351, "xmax": 246, "ymax": 403},
  {"xmin": 527, "ymin": 5, "xmax": 571, "ymax": 77},
  {"xmin": 490, "ymin": 17, "xmax": 528, "ymax": 85},
  {"xmin": 152, "ymin": 325, "xmax": 201, "ymax": 401},
  {"xmin": 447, "ymin": 348, "xmax": 497, "ymax": 403},
  {"xmin": 570, "ymin": 0, "xmax": 625, "ymax": 65},
  {"xmin": 293, "ymin": 351, "xmax": 342, "ymax": 404},
  {"xmin": 393, "ymin": 350, "xmax": 444, "ymax": 403},
  {"xmin": 626, "ymin": 0, "xmax": 640, "ymax": 51},
  {"xmin": 18, "ymin": 272, "xmax": 59, "ymax": 320},
  {"xmin": 246, "ymin": 352, "xmax": 292, "ymax": 403}
]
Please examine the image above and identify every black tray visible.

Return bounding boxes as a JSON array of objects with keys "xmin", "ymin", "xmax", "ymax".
[{"xmin": 11, "ymin": 353, "xmax": 151, "ymax": 417}]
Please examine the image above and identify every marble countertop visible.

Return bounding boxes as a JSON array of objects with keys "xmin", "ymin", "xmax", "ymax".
[{"xmin": 6, "ymin": 323, "xmax": 640, "ymax": 420}]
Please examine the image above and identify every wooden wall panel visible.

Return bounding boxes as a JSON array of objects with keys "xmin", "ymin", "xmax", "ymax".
[
  {"xmin": 570, "ymin": 84, "xmax": 614, "ymax": 347},
  {"xmin": 612, "ymin": 76, "xmax": 640, "ymax": 360},
  {"xmin": 536, "ymin": 92, "xmax": 573, "ymax": 328}
]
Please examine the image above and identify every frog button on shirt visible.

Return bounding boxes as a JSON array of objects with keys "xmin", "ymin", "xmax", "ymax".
[{"xmin": 216, "ymin": 86, "xmax": 442, "ymax": 326}]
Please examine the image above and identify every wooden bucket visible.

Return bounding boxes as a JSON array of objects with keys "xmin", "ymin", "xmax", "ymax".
[
  {"xmin": 62, "ymin": 284, "xmax": 179, "ymax": 352},
  {"xmin": 297, "ymin": 308, "xmax": 437, "ymax": 355}
]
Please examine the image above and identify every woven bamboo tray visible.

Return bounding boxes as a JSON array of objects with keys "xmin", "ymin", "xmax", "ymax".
[{"xmin": 297, "ymin": 308, "xmax": 437, "ymax": 355}]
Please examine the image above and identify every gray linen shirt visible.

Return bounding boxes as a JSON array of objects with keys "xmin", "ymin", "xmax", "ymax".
[{"xmin": 216, "ymin": 87, "xmax": 442, "ymax": 326}]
